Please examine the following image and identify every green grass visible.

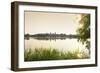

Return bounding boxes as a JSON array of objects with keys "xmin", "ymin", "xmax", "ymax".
[{"xmin": 24, "ymin": 48, "xmax": 89, "ymax": 61}]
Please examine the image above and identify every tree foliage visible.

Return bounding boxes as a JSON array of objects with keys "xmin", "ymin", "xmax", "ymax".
[{"xmin": 76, "ymin": 14, "xmax": 90, "ymax": 49}]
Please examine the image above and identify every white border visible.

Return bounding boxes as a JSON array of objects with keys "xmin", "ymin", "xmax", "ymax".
[{"xmin": 18, "ymin": 5, "xmax": 96, "ymax": 68}]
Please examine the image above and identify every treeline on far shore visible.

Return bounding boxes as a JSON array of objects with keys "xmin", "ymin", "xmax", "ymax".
[{"xmin": 24, "ymin": 33, "xmax": 79, "ymax": 40}]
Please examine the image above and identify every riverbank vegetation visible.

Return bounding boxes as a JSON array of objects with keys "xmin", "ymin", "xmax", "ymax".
[{"xmin": 24, "ymin": 48, "xmax": 89, "ymax": 61}]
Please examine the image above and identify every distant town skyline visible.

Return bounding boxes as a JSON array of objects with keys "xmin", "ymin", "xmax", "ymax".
[{"xmin": 25, "ymin": 11, "xmax": 81, "ymax": 34}]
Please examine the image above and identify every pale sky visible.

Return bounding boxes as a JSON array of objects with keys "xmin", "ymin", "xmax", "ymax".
[{"xmin": 25, "ymin": 11, "xmax": 81, "ymax": 34}]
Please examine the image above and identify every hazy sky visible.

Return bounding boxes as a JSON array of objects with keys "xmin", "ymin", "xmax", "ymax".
[{"xmin": 25, "ymin": 11, "xmax": 81, "ymax": 34}]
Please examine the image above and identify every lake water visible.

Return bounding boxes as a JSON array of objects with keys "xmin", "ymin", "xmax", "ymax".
[{"xmin": 25, "ymin": 38, "xmax": 88, "ymax": 53}]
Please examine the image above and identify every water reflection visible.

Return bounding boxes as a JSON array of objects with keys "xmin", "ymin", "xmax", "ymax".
[
  {"xmin": 24, "ymin": 33, "xmax": 79, "ymax": 40},
  {"xmin": 25, "ymin": 33, "xmax": 86, "ymax": 52}
]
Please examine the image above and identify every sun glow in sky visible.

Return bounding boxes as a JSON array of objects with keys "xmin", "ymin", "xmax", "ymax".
[{"xmin": 25, "ymin": 11, "xmax": 81, "ymax": 34}]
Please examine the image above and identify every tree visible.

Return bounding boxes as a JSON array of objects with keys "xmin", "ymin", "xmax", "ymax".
[{"xmin": 76, "ymin": 14, "xmax": 90, "ymax": 50}]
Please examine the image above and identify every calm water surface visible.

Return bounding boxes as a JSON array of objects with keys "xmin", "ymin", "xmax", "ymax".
[{"xmin": 25, "ymin": 38, "xmax": 87, "ymax": 52}]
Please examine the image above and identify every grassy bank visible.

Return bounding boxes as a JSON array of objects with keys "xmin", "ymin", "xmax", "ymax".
[{"xmin": 24, "ymin": 48, "xmax": 89, "ymax": 61}]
